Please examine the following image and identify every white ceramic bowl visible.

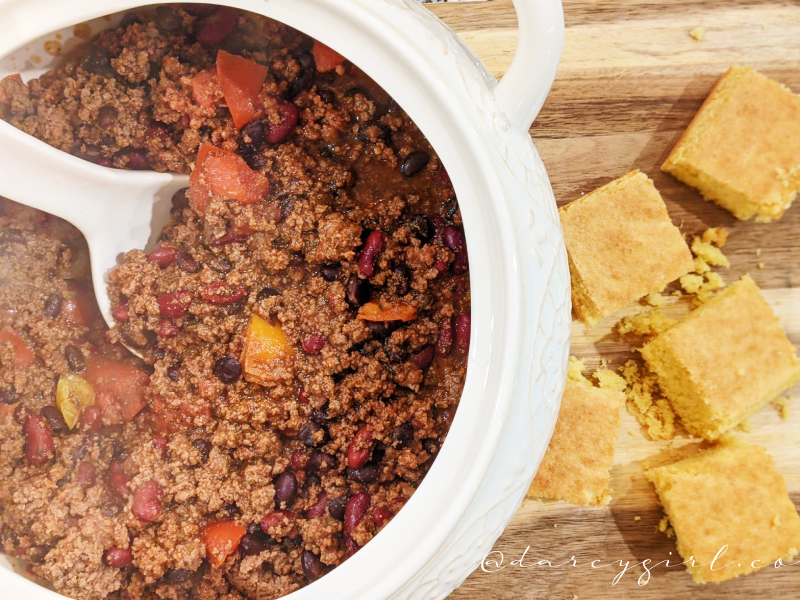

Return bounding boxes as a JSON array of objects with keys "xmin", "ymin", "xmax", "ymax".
[{"xmin": 0, "ymin": 1, "xmax": 571, "ymax": 598}]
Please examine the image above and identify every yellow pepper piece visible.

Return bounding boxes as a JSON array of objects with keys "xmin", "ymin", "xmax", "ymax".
[
  {"xmin": 242, "ymin": 314, "xmax": 295, "ymax": 386},
  {"xmin": 56, "ymin": 373, "xmax": 96, "ymax": 429}
]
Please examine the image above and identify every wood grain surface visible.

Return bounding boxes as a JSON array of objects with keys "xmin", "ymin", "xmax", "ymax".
[{"xmin": 427, "ymin": 1, "xmax": 800, "ymax": 598}]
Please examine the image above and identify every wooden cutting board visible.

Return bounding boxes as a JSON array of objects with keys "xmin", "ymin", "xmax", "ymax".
[{"xmin": 427, "ymin": 1, "xmax": 800, "ymax": 598}]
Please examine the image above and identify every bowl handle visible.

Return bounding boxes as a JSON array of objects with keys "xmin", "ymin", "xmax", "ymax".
[{"xmin": 494, "ymin": 0, "xmax": 564, "ymax": 131}]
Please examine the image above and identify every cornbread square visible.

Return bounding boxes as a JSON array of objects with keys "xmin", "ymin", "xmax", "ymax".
[
  {"xmin": 662, "ymin": 67, "xmax": 800, "ymax": 221},
  {"xmin": 528, "ymin": 380, "xmax": 624, "ymax": 506},
  {"xmin": 641, "ymin": 275, "xmax": 800, "ymax": 439},
  {"xmin": 560, "ymin": 170, "xmax": 694, "ymax": 326},
  {"xmin": 647, "ymin": 442, "xmax": 800, "ymax": 583}
]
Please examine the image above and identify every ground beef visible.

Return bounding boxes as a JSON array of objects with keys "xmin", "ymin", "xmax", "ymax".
[{"xmin": 0, "ymin": 5, "xmax": 470, "ymax": 600}]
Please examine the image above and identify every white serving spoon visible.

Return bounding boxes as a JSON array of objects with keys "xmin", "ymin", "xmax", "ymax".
[{"xmin": 0, "ymin": 120, "xmax": 189, "ymax": 330}]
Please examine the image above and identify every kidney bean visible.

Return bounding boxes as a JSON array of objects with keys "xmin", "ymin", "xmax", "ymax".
[
  {"xmin": 347, "ymin": 464, "xmax": 379, "ymax": 484},
  {"xmin": 372, "ymin": 507, "xmax": 392, "ymax": 528},
  {"xmin": 327, "ymin": 496, "xmax": 347, "ymax": 521},
  {"xmin": 108, "ymin": 458, "xmax": 129, "ymax": 497},
  {"xmin": 412, "ymin": 345, "xmax": 435, "ymax": 370},
  {"xmin": 165, "ymin": 569, "xmax": 192, "ymax": 583},
  {"xmin": 148, "ymin": 247, "xmax": 177, "ymax": 267},
  {"xmin": 344, "ymin": 493, "xmax": 370, "ymax": 534},
  {"xmin": 152, "ymin": 436, "xmax": 168, "ymax": 457},
  {"xmin": 43, "ymin": 294, "xmax": 63, "ymax": 317},
  {"xmin": 208, "ymin": 232, "xmax": 249, "ymax": 247},
  {"xmin": 275, "ymin": 471, "xmax": 298, "ymax": 506},
  {"xmin": 64, "ymin": 344, "xmax": 86, "ymax": 372},
  {"xmin": 302, "ymin": 550, "xmax": 325, "ymax": 582},
  {"xmin": 132, "ymin": 481, "xmax": 162, "ymax": 522},
  {"xmin": 291, "ymin": 449, "xmax": 309, "ymax": 472},
  {"xmin": 214, "ymin": 355, "xmax": 242, "ymax": 384},
  {"xmin": 0, "ymin": 387, "xmax": 17, "ymax": 405},
  {"xmin": 75, "ymin": 461, "xmax": 97, "ymax": 488},
  {"xmin": 455, "ymin": 313, "xmax": 471, "ymax": 353},
  {"xmin": 144, "ymin": 123, "xmax": 170, "ymax": 146},
  {"xmin": 302, "ymin": 334, "xmax": 326, "ymax": 355},
  {"xmin": 155, "ymin": 5, "xmax": 182, "ymax": 32},
  {"xmin": 391, "ymin": 422, "xmax": 413, "ymax": 448},
  {"xmin": 240, "ymin": 523, "xmax": 269, "ymax": 556},
  {"xmin": 79, "ymin": 405, "xmax": 102, "ymax": 433},
  {"xmin": 400, "ymin": 151, "xmax": 430, "ymax": 177},
  {"xmin": 176, "ymin": 252, "xmax": 201, "ymax": 274},
  {"xmin": 184, "ymin": 3, "xmax": 218, "ymax": 16},
  {"xmin": 158, "ymin": 290, "xmax": 192, "ymax": 318},
  {"xmin": 366, "ymin": 321, "xmax": 396, "ymax": 338},
  {"xmin": 298, "ymin": 421, "xmax": 327, "ymax": 447},
  {"xmin": 347, "ymin": 427, "xmax": 374, "ymax": 470},
  {"xmin": 436, "ymin": 317, "xmax": 454, "ymax": 357},
  {"xmin": 201, "ymin": 283, "xmax": 247, "ymax": 305},
  {"xmin": 265, "ymin": 102, "xmax": 299, "ymax": 145},
  {"xmin": 307, "ymin": 450, "xmax": 334, "ymax": 473},
  {"xmin": 239, "ymin": 120, "xmax": 265, "ymax": 153},
  {"xmin": 112, "ymin": 302, "xmax": 130, "ymax": 322},
  {"xmin": 196, "ymin": 6, "xmax": 237, "ymax": 47},
  {"xmin": 298, "ymin": 386, "xmax": 309, "ymax": 404},
  {"xmin": 260, "ymin": 510, "xmax": 298, "ymax": 534},
  {"xmin": 257, "ymin": 286, "xmax": 280, "ymax": 301},
  {"xmin": 104, "ymin": 547, "xmax": 133, "ymax": 568},
  {"xmin": 306, "ymin": 493, "xmax": 328, "ymax": 519},
  {"xmin": 124, "ymin": 149, "xmax": 149, "ymax": 170},
  {"xmin": 158, "ymin": 318, "xmax": 179, "ymax": 339},
  {"xmin": 438, "ymin": 165, "xmax": 452, "ymax": 187},
  {"xmin": 192, "ymin": 439, "xmax": 211, "ymax": 462},
  {"xmin": 442, "ymin": 226, "xmax": 468, "ymax": 275},
  {"xmin": 358, "ymin": 230, "xmax": 385, "ymax": 277},
  {"xmin": 320, "ymin": 264, "xmax": 340, "ymax": 281},
  {"xmin": 40, "ymin": 405, "xmax": 67, "ymax": 435},
  {"xmin": 172, "ymin": 188, "xmax": 190, "ymax": 210},
  {"xmin": 431, "ymin": 216, "xmax": 446, "ymax": 240},
  {"xmin": 207, "ymin": 256, "xmax": 232, "ymax": 274},
  {"xmin": 346, "ymin": 277, "xmax": 371, "ymax": 306},
  {"xmin": 24, "ymin": 414, "xmax": 55, "ymax": 466},
  {"xmin": 97, "ymin": 105, "xmax": 118, "ymax": 129}
]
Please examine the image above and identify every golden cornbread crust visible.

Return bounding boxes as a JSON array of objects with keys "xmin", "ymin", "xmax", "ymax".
[
  {"xmin": 560, "ymin": 171, "xmax": 694, "ymax": 326},
  {"xmin": 662, "ymin": 66, "xmax": 800, "ymax": 221},
  {"xmin": 528, "ymin": 380, "xmax": 624, "ymax": 506},
  {"xmin": 642, "ymin": 275, "xmax": 800, "ymax": 439},
  {"xmin": 647, "ymin": 442, "xmax": 800, "ymax": 583}
]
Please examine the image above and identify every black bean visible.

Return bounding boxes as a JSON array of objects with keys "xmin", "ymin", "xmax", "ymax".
[
  {"xmin": 0, "ymin": 387, "xmax": 18, "ymax": 405},
  {"xmin": 64, "ymin": 345, "xmax": 86, "ymax": 372},
  {"xmin": 97, "ymin": 105, "xmax": 118, "ymax": 129},
  {"xmin": 310, "ymin": 408, "xmax": 329, "ymax": 426},
  {"xmin": 118, "ymin": 13, "xmax": 140, "ymax": 29},
  {"xmin": 287, "ymin": 54, "xmax": 314, "ymax": 99},
  {"xmin": 275, "ymin": 471, "xmax": 298, "ymax": 506},
  {"xmin": 327, "ymin": 496, "xmax": 346, "ymax": 521},
  {"xmin": 400, "ymin": 151, "xmax": 429, "ymax": 177},
  {"xmin": 392, "ymin": 265, "xmax": 410, "ymax": 296},
  {"xmin": 345, "ymin": 86, "xmax": 370, "ymax": 99},
  {"xmin": 165, "ymin": 569, "xmax": 192, "ymax": 584},
  {"xmin": 214, "ymin": 355, "xmax": 242, "ymax": 384},
  {"xmin": 83, "ymin": 144, "xmax": 101, "ymax": 158},
  {"xmin": 384, "ymin": 344, "xmax": 407, "ymax": 363},
  {"xmin": 238, "ymin": 120, "xmax": 265, "ymax": 154},
  {"xmin": 155, "ymin": 6, "xmax": 182, "ymax": 32},
  {"xmin": 172, "ymin": 188, "xmax": 190, "ymax": 210},
  {"xmin": 318, "ymin": 89, "xmax": 336, "ymax": 104},
  {"xmin": 240, "ymin": 527, "xmax": 268, "ymax": 556},
  {"xmin": 319, "ymin": 145, "xmax": 335, "ymax": 158},
  {"xmin": 301, "ymin": 550, "xmax": 326, "ymax": 582},
  {"xmin": 306, "ymin": 473, "xmax": 321, "ymax": 488},
  {"xmin": 347, "ymin": 463, "xmax": 379, "ymax": 484},
  {"xmin": 346, "ymin": 276, "xmax": 370, "ymax": 306},
  {"xmin": 153, "ymin": 348, "xmax": 166, "ymax": 361},
  {"xmin": 28, "ymin": 545, "xmax": 50, "ymax": 564},
  {"xmin": 207, "ymin": 256, "xmax": 233, "ymax": 274},
  {"xmin": 320, "ymin": 264, "xmax": 340, "ymax": 282},
  {"xmin": 244, "ymin": 152, "xmax": 266, "ymax": 171},
  {"xmin": 41, "ymin": 405, "xmax": 68, "ymax": 435},
  {"xmin": 167, "ymin": 367, "xmax": 180, "ymax": 381},
  {"xmin": 43, "ymin": 294, "xmax": 63, "ymax": 317},
  {"xmin": 81, "ymin": 46, "xmax": 111, "ymax": 75},
  {"xmin": 192, "ymin": 439, "xmax": 211, "ymax": 461},
  {"xmin": 0, "ymin": 229, "xmax": 27, "ymax": 245},
  {"xmin": 298, "ymin": 421, "xmax": 327, "ymax": 448},
  {"xmin": 224, "ymin": 298, "xmax": 246, "ymax": 315},
  {"xmin": 423, "ymin": 439, "xmax": 439, "ymax": 455},
  {"xmin": 306, "ymin": 450, "xmax": 334, "ymax": 473},
  {"xmin": 407, "ymin": 215, "xmax": 433, "ymax": 243},
  {"xmin": 391, "ymin": 422, "xmax": 413, "ymax": 448},
  {"xmin": 257, "ymin": 287, "xmax": 280, "ymax": 301},
  {"xmin": 176, "ymin": 252, "xmax": 201, "ymax": 274}
]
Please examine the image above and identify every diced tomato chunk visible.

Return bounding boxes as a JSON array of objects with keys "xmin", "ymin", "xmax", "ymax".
[
  {"xmin": 24, "ymin": 414, "xmax": 55, "ymax": 466},
  {"xmin": 312, "ymin": 40, "xmax": 346, "ymax": 73},
  {"xmin": 0, "ymin": 326, "xmax": 34, "ymax": 368},
  {"xmin": 357, "ymin": 301, "xmax": 418, "ymax": 322},
  {"xmin": 84, "ymin": 359, "xmax": 150, "ymax": 424},
  {"xmin": 203, "ymin": 521, "xmax": 247, "ymax": 568},
  {"xmin": 149, "ymin": 395, "xmax": 210, "ymax": 434},
  {"xmin": 216, "ymin": 50, "xmax": 269, "ymax": 129},
  {"xmin": 191, "ymin": 69, "xmax": 220, "ymax": 108},
  {"xmin": 189, "ymin": 145, "xmax": 269, "ymax": 212}
]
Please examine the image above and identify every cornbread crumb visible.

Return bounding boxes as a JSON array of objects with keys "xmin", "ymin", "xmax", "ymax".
[
  {"xmin": 736, "ymin": 418, "xmax": 753, "ymax": 432},
  {"xmin": 528, "ymin": 380, "xmax": 624, "ymax": 506},
  {"xmin": 689, "ymin": 27, "xmax": 705, "ymax": 41},
  {"xmin": 658, "ymin": 516, "xmax": 669, "ymax": 532},
  {"xmin": 634, "ymin": 516, "xmax": 642, "ymax": 522},
  {"xmin": 560, "ymin": 170, "xmax": 694, "ymax": 326},
  {"xmin": 645, "ymin": 291, "xmax": 667, "ymax": 307},
  {"xmin": 757, "ymin": 248, "xmax": 762, "ymax": 256},
  {"xmin": 758, "ymin": 262, "xmax": 765, "ymax": 269},
  {"xmin": 641, "ymin": 275, "xmax": 800, "ymax": 439},
  {"xmin": 620, "ymin": 359, "xmax": 677, "ymax": 440},
  {"xmin": 693, "ymin": 256, "xmax": 710, "ymax": 273},
  {"xmin": 680, "ymin": 273, "xmax": 704, "ymax": 295},
  {"xmin": 594, "ymin": 369, "xmax": 627, "ymax": 392},
  {"xmin": 618, "ymin": 309, "xmax": 677, "ymax": 338},
  {"xmin": 691, "ymin": 236, "xmax": 730, "ymax": 267},
  {"xmin": 647, "ymin": 441, "xmax": 800, "ymax": 583},
  {"xmin": 567, "ymin": 355, "xmax": 591, "ymax": 386},
  {"xmin": 662, "ymin": 66, "xmax": 800, "ymax": 221},
  {"xmin": 701, "ymin": 227, "xmax": 728, "ymax": 246},
  {"xmin": 772, "ymin": 396, "xmax": 792, "ymax": 420}
]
